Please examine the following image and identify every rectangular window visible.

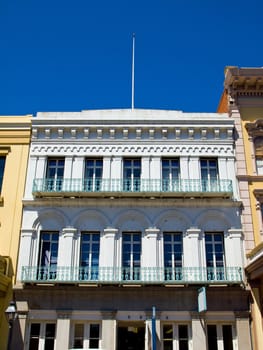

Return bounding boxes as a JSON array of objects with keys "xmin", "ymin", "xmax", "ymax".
[
  {"xmin": 123, "ymin": 158, "xmax": 141, "ymax": 191},
  {"xmin": 256, "ymin": 157, "xmax": 263, "ymax": 175},
  {"xmin": 205, "ymin": 233, "xmax": 225, "ymax": 280},
  {"xmin": 163, "ymin": 324, "xmax": 173, "ymax": 350},
  {"xmin": 207, "ymin": 325, "xmax": 234, "ymax": 350},
  {"xmin": 178, "ymin": 325, "xmax": 189, "ymax": 350},
  {"xmin": 44, "ymin": 324, "xmax": 56, "ymax": 350},
  {"xmin": 200, "ymin": 158, "xmax": 218, "ymax": 191},
  {"xmin": 73, "ymin": 324, "xmax": 84, "ymax": 348},
  {"xmin": 162, "ymin": 324, "xmax": 190, "ymax": 350},
  {"xmin": 207, "ymin": 325, "xmax": 218, "ymax": 350},
  {"xmin": 29, "ymin": 323, "xmax": 56, "ymax": 350},
  {"xmin": 162, "ymin": 158, "xmax": 180, "ymax": 191},
  {"xmin": 46, "ymin": 158, "xmax": 65, "ymax": 191},
  {"xmin": 222, "ymin": 325, "xmax": 234, "ymax": 350},
  {"xmin": 72, "ymin": 323, "xmax": 100, "ymax": 349},
  {"xmin": 164, "ymin": 232, "xmax": 182, "ymax": 281},
  {"xmin": 84, "ymin": 158, "xmax": 103, "ymax": 191},
  {"xmin": 38, "ymin": 232, "xmax": 59, "ymax": 280},
  {"xmin": 254, "ymin": 137, "xmax": 263, "ymax": 174},
  {"xmin": 80, "ymin": 232, "xmax": 100, "ymax": 280},
  {"xmin": 29, "ymin": 323, "xmax": 40, "ymax": 350},
  {"xmin": 89, "ymin": 324, "xmax": 100, "ymax": 348},
  {"xmin": 0, "ymin": 156, "xmax": 6, "ymax": 193},
  {"xmin": 122, "ymin": 232, "xmax": 141, "ymax": 280}
]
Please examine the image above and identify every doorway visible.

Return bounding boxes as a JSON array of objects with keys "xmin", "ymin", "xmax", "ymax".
[{"xmin": 117, "ymin": 323, "xmax": 145, "ymax": 350}]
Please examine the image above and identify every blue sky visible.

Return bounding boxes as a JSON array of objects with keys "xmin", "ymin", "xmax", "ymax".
[{"xmin": 0, "ymin": 0, "xmax": 262, "ymax": 115}]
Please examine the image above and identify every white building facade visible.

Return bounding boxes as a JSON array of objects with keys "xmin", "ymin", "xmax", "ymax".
[{"xmin": 15, "ymin": 109, "xmax": 251, "ymax": 350}]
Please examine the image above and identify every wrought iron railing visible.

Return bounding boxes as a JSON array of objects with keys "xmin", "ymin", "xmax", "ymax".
[
  {"xmin": 32, "ymin": 178, "xmax": 233, "ymax": 195},
  {"xmin": 21, "ymin": 266, "xmax": 242, "ymax": 284}
]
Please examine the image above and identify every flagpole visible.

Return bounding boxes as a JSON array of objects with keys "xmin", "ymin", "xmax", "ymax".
[{"xmin": 131, "ymin": 33, "xmax": 135, "ymax": 110}]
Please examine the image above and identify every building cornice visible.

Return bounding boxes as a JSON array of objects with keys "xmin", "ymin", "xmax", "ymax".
[
  {"xmin": 0, "ymin": 116, "xmax": 31, "ymax": 143},
  {"xmin": 224, "ymin": 67, "xmax": 263, "ymax": 105}
]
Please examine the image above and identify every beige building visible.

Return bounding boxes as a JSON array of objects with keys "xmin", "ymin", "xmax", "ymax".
[
  {"xmin": 218, "ymin": 67, "xmax": 263, "ymax": 350},
  {"xmin": 0, "ymin": 116, "xmax": 31, "ymax": 350}
]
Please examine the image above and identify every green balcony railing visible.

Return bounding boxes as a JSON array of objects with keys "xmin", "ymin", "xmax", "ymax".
[
  {"xmin": 21, "ymin": 266, "xmax": 242, "ymax": 285},
  {"xmin": 32, "ymin": 178, "xmax": 233, "ymax": 196}
]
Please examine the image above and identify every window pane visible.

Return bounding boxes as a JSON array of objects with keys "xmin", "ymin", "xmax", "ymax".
[
  {"xmin": 179, "ymin": 325, "xmax": 188, "ymax": 350},
  {"xmin": 207, "ymin": 325, "xmax": 218, "ymax": 350},
  {"xmin": 90, "ymin": 339, "xmax": 99, "ymax": 348},
  {"xmin": 44, "ymin": 323, "xmax": 56, "ymax": 350},
  {"xmin": 90, "ymin": 324, "xmax": 100, "ymax": 349},
  {"xmin": 90, "ymin": 324, "xmax": 100, "ymax": 338},
  {"xmin": 163, "ymin": 325, "xmax": 173, "ymax": 350},
  {"xmin": 39, "ymin": 232, "xmax": 59, "ymax": 279},
  {"xmin": 73, "ymin": 324, "xmax": 84, "ymax": 348},
  {"xmin": 222, "ymin": 325, "xmax": 233, "ymax": 350},
  {"xmin": 29, "ymin": 323, "xmax": 40, "ymax": 350}
]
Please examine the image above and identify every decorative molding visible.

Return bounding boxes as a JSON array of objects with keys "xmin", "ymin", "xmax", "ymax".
[
  {"xmin": 31, "ymin": 144, "xmax": 234, "ymax": 156},
  {"xmin": 30, "ymin": 125, "xmax": 234, "ymax": 143}
]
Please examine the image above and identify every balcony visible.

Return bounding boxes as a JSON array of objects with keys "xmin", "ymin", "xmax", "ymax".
[
  {"xmin": 21, "ymin": 266, "xmax": 242, "ymax": 285},
  {"xmin": 32, "ymin": 178, "xmax": 233, "ymax": 198}
]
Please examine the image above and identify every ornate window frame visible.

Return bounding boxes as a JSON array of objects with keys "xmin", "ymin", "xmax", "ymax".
[{"xmin": 246, "ymin": 120, "xmax": 263, "ymax": 175}]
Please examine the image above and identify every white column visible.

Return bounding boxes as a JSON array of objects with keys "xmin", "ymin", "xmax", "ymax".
[
  {"xmin": 24, "ymin": 156, "xmax": 37, "ymax": 199},
  {"xmin": 180, "ymin": 157, "xmax": 189, "ymax": 180},
  {"xmin": 100, "ymin": 228, "xmax": 118, "ymax": 280},
  {"xmin": 111, "ymin": 156, "xmax": 122, "ymax": 178},
  {"xmin": 55, "ymin": 314, "xmax": 71, "ymax": 350},
  {"xmin": 188, "ymin": 157, "xmax": 199, "ymax": 179},
  {"xmin": 62, "ymin": 156, "xmax": 74, "ymax": 191},
  {"xmin": 224, "ymin": 228, "xmax": 244, "ymax": 270},
  {"xmin": 57, "ymin": 227, "xmax": 77, "ymax": 280},
  {"xmin": 102, "ymin": 156, "xmax": 112, "ymax": 179},
  {"xmin": 71, "ymin": 156, "xmax": 84, "ymax": 191},
  {"xmin": 17, "ymin": 228, "xmax": 36, "ymax": 282},
  {"xmin": 101, "ymin": 317, "xmax": 116, "ymax": 350},
  {"xmin": 225, "ymin": 157, "xmax": 239, "ymax": 199},
  {"xmin": 111, "ymin": 156, "xmax": 122, "ymax": 191},
  {"xmin": 150, "ymin": 156, "xmax": 161, "ymax": 191},
  {"xmin": 72, "ymin": 156, "xmax": 84, "ymax": 179},
  {"xmin": 141, "ymin": 156, "xmax": 150, "ymax": 191},
  {"xmin": 218, "ymin": 157, "xmax": 227, "ymax": 178},
  {"xmin": 142, "ymin": 228, "xmax": 160, "ymax": 281},
  {"xmin": 35, "ymin": 156, "xmax": 46, "ymax": 178},
  {"xmin": 184, "ymin": 228, "xmax": 202, "ymax": 281},
  {"xmin": 191, "ymin": 313, "xmax": 206, "ymax": 350},
  {"xmin": 141, "ymin": 156, "xmax": 150, "ymax": 179},
  {"xmin": 235, "ymin": 313, "xmax": 252, "ymax": 350},
  {"xmin": 150, "ymin": 156, "xmax": 161, "ymax": 179}
]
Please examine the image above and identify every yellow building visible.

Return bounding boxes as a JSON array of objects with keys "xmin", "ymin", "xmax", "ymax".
[
  {"xmin": 0, "ymin": 116, "xmax": 31, "ymax": 350},
  {"xmin": 219, "ymin": 67, "xmax": 263, "ymax": 350}
]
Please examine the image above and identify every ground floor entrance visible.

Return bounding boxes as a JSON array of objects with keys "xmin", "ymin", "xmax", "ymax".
[{"xmin": 117, "ymin": 322, "xmax": 145, "ymax": 350}]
